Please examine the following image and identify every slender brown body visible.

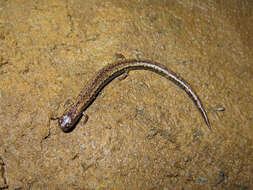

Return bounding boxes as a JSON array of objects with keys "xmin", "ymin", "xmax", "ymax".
[{"xmin": 58, "ymin": 59, "xmax": 211, "ymax": 132}]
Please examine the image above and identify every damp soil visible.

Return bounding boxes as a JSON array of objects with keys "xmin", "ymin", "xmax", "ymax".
[{"xmin": 0, "ymin": 0, "xmax": 252, "ymax": 189}]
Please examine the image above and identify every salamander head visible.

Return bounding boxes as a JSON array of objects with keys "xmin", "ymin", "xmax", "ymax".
[
  {"xmin": 58, "ymin": 115, "xmax": 73, "ymax": 132},
  {"xmin": 58, "ymin": 107, "xmax": 83, "ymax": 132}
]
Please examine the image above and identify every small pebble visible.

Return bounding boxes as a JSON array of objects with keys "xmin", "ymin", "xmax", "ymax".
[
  {"xmin": 81, "ymin": 144, "xmax": 86, "ymax": 150},
  {"xmin": 90, "ymin": 140, "xmax": 96, "ymax": 150},
  {"xmin": 133, "ymin": 50, "xmax": 142, "ymax": 59},
  {"xmin": 196, "ymin": 177, "xmax": 208, "ymax": 183},
  {"xmin": 0, "ymin": 89, "xmax": 4, "ymax": 98},
  {"xmin": 215, "ymin": 106, "xmax": 225, "ymax": 111}
]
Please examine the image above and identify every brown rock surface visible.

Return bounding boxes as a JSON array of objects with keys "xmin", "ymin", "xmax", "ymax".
[{"xmin": 0, "ymin": 0, "xmax": 252, "ymax": 189}]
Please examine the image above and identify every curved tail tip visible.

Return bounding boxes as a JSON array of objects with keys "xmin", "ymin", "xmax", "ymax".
[{"xmin": 205, "ymin": 119, "xmax": 212, "ymax": 131}]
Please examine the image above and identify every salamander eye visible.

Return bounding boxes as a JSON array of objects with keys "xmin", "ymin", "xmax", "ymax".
[{"xmin": 58, "ymin": 115, "xmax": 72, "ymax": 131}]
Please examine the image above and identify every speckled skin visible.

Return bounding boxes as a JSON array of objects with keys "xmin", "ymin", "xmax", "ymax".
[{"xmin": 58, "ymin": 59, "xmax": 211, "ymax": 132}]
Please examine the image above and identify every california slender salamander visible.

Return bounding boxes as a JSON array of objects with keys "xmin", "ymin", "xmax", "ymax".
[{"xmin": 58, "ymin": 59, "xmax": 211, "ymax": 132}]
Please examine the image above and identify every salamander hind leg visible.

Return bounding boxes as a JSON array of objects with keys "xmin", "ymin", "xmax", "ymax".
[
  {"xmin": 118, "ymin": 70, "xmax": 129, "ymax": 81},
  {"xmin": 114, "ymin": 53, "xmax": 126, "ymax": 60},
  {"xmin": 114, "ymin": 53, "xmax": 129, "ymax": 80}
]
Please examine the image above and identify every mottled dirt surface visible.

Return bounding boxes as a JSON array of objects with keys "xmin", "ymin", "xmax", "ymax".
[{"xmin": 0, "ymin": 0, "xmax": 252, "ymax": 189}]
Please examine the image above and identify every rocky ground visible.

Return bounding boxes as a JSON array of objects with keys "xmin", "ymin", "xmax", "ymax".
[{"xmin": 0, "ymin": 0, "xmax": 252, "ymax": 189}]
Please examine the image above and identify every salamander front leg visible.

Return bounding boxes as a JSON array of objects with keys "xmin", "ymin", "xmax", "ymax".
[{"xmin": 81, "ymin": 112, "xmax": 89, "ymax": 126}]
